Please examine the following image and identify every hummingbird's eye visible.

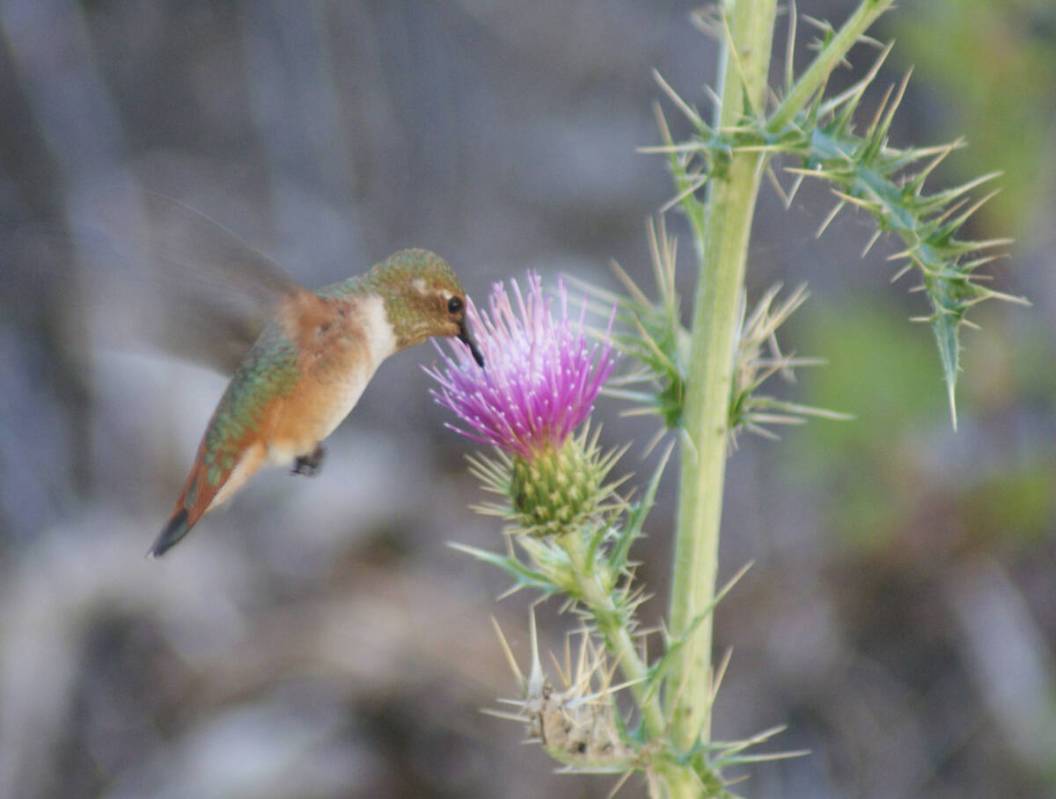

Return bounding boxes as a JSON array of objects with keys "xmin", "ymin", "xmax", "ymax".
[{"xmin": 447, "ymin": 297, "xmax": 464, "ymax": 315}]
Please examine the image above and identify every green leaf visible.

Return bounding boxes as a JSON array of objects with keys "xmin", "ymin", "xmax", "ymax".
[
  {"xmin": 649, "ymin": 41, "xmax": 1023, "ymax": 429},
  {"xmin": 611, "ymin": 442, "xmax": 673, "ymax": 573},
  {"xmin": 448, "ymin": 542, "xmax": 556, "ymax": 595},
  {"xmin": 931, "ymin": 312, "xmax": 961, "ymax": 430}
]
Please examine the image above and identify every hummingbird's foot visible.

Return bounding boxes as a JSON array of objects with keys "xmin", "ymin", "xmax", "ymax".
[{"xmin": 292, "ymin": 444, "xmax": 326, "ymax": 477}]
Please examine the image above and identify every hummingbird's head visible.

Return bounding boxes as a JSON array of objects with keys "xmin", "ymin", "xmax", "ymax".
[{"xmin": 368, "ymin": 249, "xmax": 484, "ymax": 366}]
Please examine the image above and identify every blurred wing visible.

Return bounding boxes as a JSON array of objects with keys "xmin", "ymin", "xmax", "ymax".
[
  {"xmin": 123, "ymin": 192, "xmax": 302, "ymax": 373},
  {"xmin": 25, "ymin": 191, "xmax": 305, "ymax": 374},
  {"xmin": 139, "ymin": 192, "xmax": 298, "ymax": 313}
]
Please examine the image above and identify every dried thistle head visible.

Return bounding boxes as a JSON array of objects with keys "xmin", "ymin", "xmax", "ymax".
[{"xmin": 488, "ymin": 614, "xmax": 641, "ymax": 774}]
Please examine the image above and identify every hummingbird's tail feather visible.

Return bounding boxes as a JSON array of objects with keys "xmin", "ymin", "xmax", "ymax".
[
  {"xmin": 149, "ymin": 442, "xmax": 266, "ymax": 558},
  {"xmin": 149, "ymin": 467, "xmax": 213, "ymax": 558},
  {"xmin": 149, "ymin": 509, "xmax": 193, "ymax": 558},
  {"xmin": 149, "ymin": 465, "xmax": 220, "ymax": 558}
]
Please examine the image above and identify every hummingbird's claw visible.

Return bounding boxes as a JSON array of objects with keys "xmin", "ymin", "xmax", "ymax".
[{"xmin": 292, "ymin": 444, "xmax": 326, "ymax": 477}]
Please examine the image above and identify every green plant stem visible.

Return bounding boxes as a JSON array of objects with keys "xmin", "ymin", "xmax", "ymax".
[
  {"xmin": 770, "ymin": 0, "xmax": 895, "ymax": 131},
  {"xmin": 666, "ymin": 1, "xmax": 777, "ymax": 792},
  {"xmin": 663, "ymin": 3, "xmax": 900, "ymax": 796},
  {"xmin": 561, "ymin": 534, "xmax": 666, "ymax": 739}
]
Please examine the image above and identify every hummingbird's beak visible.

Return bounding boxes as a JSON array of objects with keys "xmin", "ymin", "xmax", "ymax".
[{"xmin": 458, "ymin": 319, "xmax": 485, "ymax": 368}]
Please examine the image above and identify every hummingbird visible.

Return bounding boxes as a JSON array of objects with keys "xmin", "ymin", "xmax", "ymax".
[{"xmin": 147, "ymin": 247, "xmax": 483, "ymax": 558}]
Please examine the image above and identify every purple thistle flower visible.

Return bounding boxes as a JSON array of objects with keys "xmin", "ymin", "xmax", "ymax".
[{"xmin": 427, "ymin": 273, "xmax": 615, "ymax": 459}]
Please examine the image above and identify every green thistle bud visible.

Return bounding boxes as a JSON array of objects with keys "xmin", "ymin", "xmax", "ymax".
[
  {"xmin": 510, "ymin": 434, "xmax": 606, "ymax": 537},
  {"xmin": 462, "ymin": 426, "xmax": 625, "ymax": 539}
]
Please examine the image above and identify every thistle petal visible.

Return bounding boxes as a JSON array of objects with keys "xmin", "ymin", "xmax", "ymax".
[{"xmin": 429, "ymin": 273, "xmax": 615, "ymax": 458}]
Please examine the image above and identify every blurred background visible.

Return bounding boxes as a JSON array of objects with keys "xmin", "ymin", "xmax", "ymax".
[{"xmin": 0, "ymin": 1, "xmax": 1053, "ymax": 797}]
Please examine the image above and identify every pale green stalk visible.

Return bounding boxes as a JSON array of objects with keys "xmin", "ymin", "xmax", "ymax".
[
  {"xmin": 666, "ymin": 3, "xmax": 778, "ymax": 771},
  {"xmin": 666, "ymin": 3, "xmax": 894, "ymax": 796}
]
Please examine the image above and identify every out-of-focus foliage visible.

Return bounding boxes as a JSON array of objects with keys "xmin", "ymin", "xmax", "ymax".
[
  {"xmin": 792, "ymin": 300, "xmax": 1056, "ymax": 555},
  {"xmin": 788, "ymin": 303, "xmax": 940, "ymax": 550},
  {"xmin": 893, "ymin": 0, "xmax": 1056, "ymax": 233}
]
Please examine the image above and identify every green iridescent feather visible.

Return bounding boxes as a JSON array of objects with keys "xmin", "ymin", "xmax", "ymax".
[{"xmin": 201, "ymin": 322, "xmax": 300, "ymax": 486}]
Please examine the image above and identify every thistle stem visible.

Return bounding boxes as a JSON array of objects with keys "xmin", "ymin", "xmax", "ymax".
[
  {"xmin": 561, "ymin": 533, "xmax": 666, "ymax": 739},
  {"xmin": 666, "ymin": 1, "xmax": 777, "ymax": 790},
  {"xmin": 665, "ymin": 3, "xmax": 900, "ymax": 795}
]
